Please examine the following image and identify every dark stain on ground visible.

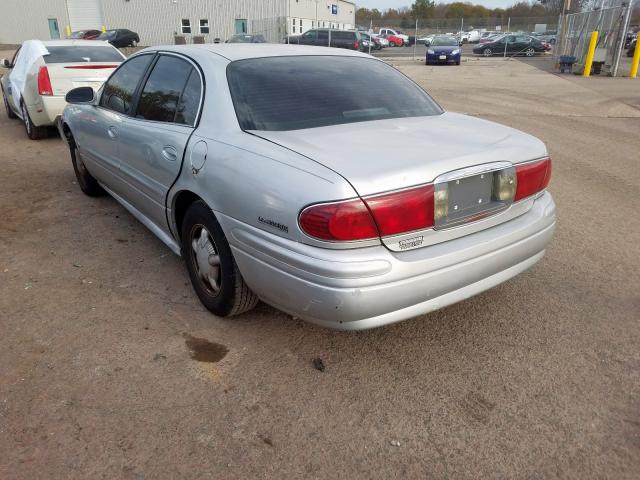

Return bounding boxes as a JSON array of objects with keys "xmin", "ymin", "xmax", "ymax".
[
  {"xmin": 259, "ymin": 434, "xmax": 274, "ymax": 447},
  {"xmin": 183, "ymin": 333, "xmax": 228, "ymax": 363}
]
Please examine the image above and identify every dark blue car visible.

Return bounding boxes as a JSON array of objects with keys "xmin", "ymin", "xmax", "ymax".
[{"xmin": 426, "ymin": 36, "xmax": 461, "ymax": 65}]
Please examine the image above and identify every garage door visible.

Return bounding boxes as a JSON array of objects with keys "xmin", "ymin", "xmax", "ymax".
[{"xmin": 67, "ymin": 0, "xmax": 104, "ymax": 31}]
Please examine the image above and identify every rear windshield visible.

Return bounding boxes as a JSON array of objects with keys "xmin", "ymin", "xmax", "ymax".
[
  {"xmin": 227, "ymin": 56, "xmax": 443, "ymax": 131},
  {"xmin": 44, "ymin": 46, "xmax": 123, "ymax": 64}
]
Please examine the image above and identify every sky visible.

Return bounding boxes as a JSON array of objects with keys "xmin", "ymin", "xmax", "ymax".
[{"xmin": 357, "ymin": 0, "xmax": 519, "ymax": 9}]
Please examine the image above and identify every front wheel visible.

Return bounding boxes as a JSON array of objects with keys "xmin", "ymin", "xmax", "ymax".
[
  {"xmin": 182, "ymin": 201, "xmax": 258, "ymax": 318},
  {"xmin": 70, "ymin": 144, "xmax": 105, "ymax": 197},
  {"xmin": 483, "ymin": 48, "xmax": 493, "ymax": 57},
  {"xmin": 3, "ymin": 90, "xmax": 18, "ymax": 119}
]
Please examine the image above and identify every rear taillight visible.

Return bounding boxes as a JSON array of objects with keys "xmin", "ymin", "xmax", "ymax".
[
  {"xmin": 37, "ymin": 66, "xmax": 53, "ymax": 96},
  {"xmin": 299, "ymin": 198, "xmax": 379, "ymax": 241},
  {"xmin": 364, "ymin": 185, "xmax": 434, "ymax": 236},
  {"xmin": 299, "ymin": 184, "xmax": 435, "ymax": 241},
  {"xmin": 64, "ymin": 64, "xmax": 119, "ymax": 69},
  {"xmin": 354, "ymin": 40, "xmax": 359, "ymax": 49},
  {"xmin": 514, "ymin": 158, "xmax": 552, "ymax": 201}
]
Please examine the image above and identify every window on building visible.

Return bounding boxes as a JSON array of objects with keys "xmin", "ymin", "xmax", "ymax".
[
  {"xmin": 199, "ymin": 19, "xmax": 209, "ymax": 34},
  {"xmin": 181, "ymin": 19, "xmax": 191, "ymax": 34}
]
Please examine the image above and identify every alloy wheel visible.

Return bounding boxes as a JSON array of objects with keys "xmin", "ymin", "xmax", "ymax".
[
  {"xmin": 483, "ymin": 48, "xmax": 492, "ymax": 57},
  {"xmin": 525, "ymin": 48, "xmax": 535, "ymax": 57},
  {"xmin": 21, "ymin": 103, "xmax": 31, "ymax": 135}
]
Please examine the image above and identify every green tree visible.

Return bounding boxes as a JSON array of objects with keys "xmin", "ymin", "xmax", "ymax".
[{"xmin": 411, "ymin": 0, "xmax": 436, "ymax": 19}]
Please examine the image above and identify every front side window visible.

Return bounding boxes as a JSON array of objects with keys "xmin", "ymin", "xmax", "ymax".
[
  {"xmin": 227, "ymin": 56, "xmax": 443, "ymax": 131},
  {"xmin": 200, "ymin": 19, "xmax": 209, "ymax": 34},
  {"xmin": 100, "ymin": 54, "xmax": 153, "ymax": 114},
  {"xmin": 136, "ymin": 55, "xmax": 200, "ymax": 125},
  {"xmin": 181, "ymin": 19, "xmax": 191, "ymax": 34}
]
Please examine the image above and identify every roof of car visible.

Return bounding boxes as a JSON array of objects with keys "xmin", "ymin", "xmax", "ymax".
[
  {"xmin": 140, "ymin": 44, "xmax": 371, "ymax": 62},
  {"xmin": 38, "ymin": 39, "xmax": 113, "ymax": 47}
]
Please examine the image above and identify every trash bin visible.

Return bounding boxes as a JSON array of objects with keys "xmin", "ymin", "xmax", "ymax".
[
  {"xmin": 193, "ymin": 35, "xmax": 205, "ymax": 44},
  {"xmin": 174, "ymin": 35, "xmax": 186, "ymax": 45},
  {"xmin": 558, "ymin": 55, "xmax": 577, "ymax": 73}
]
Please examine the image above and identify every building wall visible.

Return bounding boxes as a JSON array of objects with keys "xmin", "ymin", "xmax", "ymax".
[
  {"xmin": 0, "ymin": 0, "xmax": 356, "ymax": 45},
  {"xmin": 101, "ymin": 0, "xmax": 287, "ymax": 45},
  {"xmin": 0, "ymin": 0, "xmax": 69, "ymax": 44}
]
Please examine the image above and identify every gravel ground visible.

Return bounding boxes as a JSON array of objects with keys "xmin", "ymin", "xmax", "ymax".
[{"xmin": 1, "ymin": 51, "xmax": 639, "ymax": 479}]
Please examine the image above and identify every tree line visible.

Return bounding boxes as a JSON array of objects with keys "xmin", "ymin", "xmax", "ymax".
[{"xmin": 355, "ymin": 0, "xmax": 580, "ymax": 25}]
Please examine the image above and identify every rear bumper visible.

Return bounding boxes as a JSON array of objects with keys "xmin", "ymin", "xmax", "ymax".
[
  {"xmin": 223, "ymin": 192, "xmax": 556, "ymax": 330},
  {"xmin": 28, "ymin": 96, "xmax": 66, "ymax": 127}
]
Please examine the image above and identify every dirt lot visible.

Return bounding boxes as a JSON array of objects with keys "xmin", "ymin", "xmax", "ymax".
[{"xmin": 1, "ymin": 51, "xmax": 639, "ymax": 479}]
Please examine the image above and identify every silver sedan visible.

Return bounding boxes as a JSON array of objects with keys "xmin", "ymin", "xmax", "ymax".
[{"xmin": 59, "ymin": 45, "xmax": 555, "ymax": 330}]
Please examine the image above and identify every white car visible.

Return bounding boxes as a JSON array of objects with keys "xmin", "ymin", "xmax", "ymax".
[
  {"xmin": 378, "ymin": 28, "xmax": 409, "ymax": 46},
  {"xmin": 1, "ymin": 39, "xmax": 125, "ymax": 139},
  {"xmin": 370, "ymin": 34, "xmax": 389, "ymax": 47}
]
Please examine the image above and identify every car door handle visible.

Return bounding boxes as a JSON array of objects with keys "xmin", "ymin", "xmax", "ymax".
[
  {"xmin": 107, "ymin": 126, "xmax": 119, "ymax": 139},
  {"xmin": 161, "ymin": 146, "xmax": 178, "ymax": 162}
]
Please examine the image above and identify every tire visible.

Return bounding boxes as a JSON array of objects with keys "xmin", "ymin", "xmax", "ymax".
[
  {"xmin": 483, "ymin": 48, "xmax": 492, "ymax": 57},
  {"xmin": 2, "ymin": 89, "xmax": 18, "ymax": 119},
  {"xmin": 70, "ymin": 143, "xmax": 105, "ymax": 197},
  {"xmin": 525, "ymin": 47, "xmax": 535, "ymax": 57},
  {"xmin": 456, "ymin": 60, "xmax": 461, "ymax": 65},
  {"xmin": 182, "ymin": 200, "xmax": 258, "ymax": 317},
  {"xmin": 21, "ymin": 101, "xmax": 47, "ymax": 140}
]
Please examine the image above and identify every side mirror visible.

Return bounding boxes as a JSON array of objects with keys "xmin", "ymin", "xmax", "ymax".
[
  {"xmin": 65, "ymin": 86, "xmax": 95, "ymax": 104},
  {"xmin": 1, "ymin": 58, "xmax": 11, "ymax": 68}
]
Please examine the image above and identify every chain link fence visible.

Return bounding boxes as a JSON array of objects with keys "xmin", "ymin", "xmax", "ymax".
[
  {"xmin": 357, "ymin": 16, "xmax": 559, "ymax": 37},
  {"xmin": 558, "ymin": 6, "xmax": 628, "ymax": 74}
]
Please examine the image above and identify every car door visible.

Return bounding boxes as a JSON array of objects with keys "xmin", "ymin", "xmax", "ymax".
[
  {"xmin": 117, "ymin": 53, "xmax": 202, "ymax": 229},
  {"xmin": 316, "ymin": 30, "xmax": 329, "ymax": 47},
  {"xmin": 299, "ymin": 30, "xmax": 316, "ymax": 45},
  {"xmin": 76, "ymin": 53, "xmax": 154, "ymax": 191}
]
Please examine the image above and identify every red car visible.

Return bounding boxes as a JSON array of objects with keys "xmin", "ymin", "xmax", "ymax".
[
  {"xmin": 70, "ymin": 30, "xmax": 102, "ymax": 40},
  {"xmin": 384, "ymin": 34, "xmax": 404, "ymax": 47}
]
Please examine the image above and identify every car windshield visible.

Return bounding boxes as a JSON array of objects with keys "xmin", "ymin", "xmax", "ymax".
[
  {"xmin": 227, "ymin": 56, "xmax": 443, "ymax": 131},
  {"xmin": 98, "ymin": 31, "xmax": 117, "ymax": 40},
  {"xmin": 43, "ymin": 46, "xmax": 123, "ymax": 63},
  {"xmin": 431, "ymin": 37, "xmax": 458, "ymax": 46},
  {"xmin": 228, "ymin": 35, "xmax": 253, "ymax": 43}
]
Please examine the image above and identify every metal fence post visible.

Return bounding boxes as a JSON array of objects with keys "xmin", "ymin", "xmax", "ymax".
[
  {"xmin": 612, "ymin": 0, "xmax": 633, "ymax": 77},
  {"xmin": 413, "ymin": 19, "xmax": 418, "ymax": 60}
]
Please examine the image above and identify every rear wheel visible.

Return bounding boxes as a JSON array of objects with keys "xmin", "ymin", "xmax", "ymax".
[
  {"xmin": 525, "ymin": 47, "xmax": 535, "ymax": 57},
  {"xmin": 2, "ymin": 90, "xmax": 18, "ymax": 119},
  {"xmin": 182, "ymin": 201, "xmax": 258, "ymax": 318},
  {"xmin": 483, "ymin": 48, "xmax": 493, "ymax": 57},
  {"xmin": 21, "ymin": 101, "xmax": 47, "ymax": 140}
]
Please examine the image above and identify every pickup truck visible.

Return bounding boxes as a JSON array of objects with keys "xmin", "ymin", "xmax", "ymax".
[{"xmin": 378, "ymin": 28, "xmax": 408, "ymax": 46}]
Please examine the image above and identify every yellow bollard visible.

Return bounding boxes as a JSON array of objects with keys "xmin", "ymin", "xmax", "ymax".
[
  {"xmin": 583, "ymin": 31, "xmax": 599, "ymax": 77},
  {"xmin": 65, "ymin": 25, "xmax": 71, "ymax": 38},
  {"xmin": 102, "ymin": 25, "xmax": 107, "ymax": 33},
  {"xmin": 631, "ymin": 39, "xmax": 640, "ymax": 78}
]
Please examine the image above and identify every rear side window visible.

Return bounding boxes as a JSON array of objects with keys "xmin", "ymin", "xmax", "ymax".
[
  {"xmin": 227, "ymin": 56, "xmax": 443, "ymax": 131},
  {"xmin": 332, "ymin": 31, "xmax": 353, "ymax": 40},
  {"xmin": 136, "ymin": 55, "xmax": 201, "ymax": 125},
  {"xmin": 100, "ymin": 54, "xmax": 153, "ymax": 114},
  {"xmin": 44, "ymin": 46, "xmax": 123, "ymax": 64}
]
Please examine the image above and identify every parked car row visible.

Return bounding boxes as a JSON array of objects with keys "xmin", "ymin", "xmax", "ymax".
[
  {"xmin": 69, "ymin": 28, "xmax": 140, "ymax": 48},
  {"xmin": 2, "ymin": 41, "xmax": 556, "ymax": 329}
]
